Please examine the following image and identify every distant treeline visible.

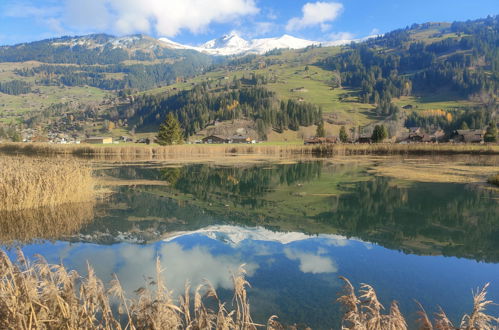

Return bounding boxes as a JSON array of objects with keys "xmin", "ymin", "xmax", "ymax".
[
  {"xmin": 15, "ymin": 57, "xmax": 212, "ymax": 91},
  {"xmin": 0, "ymin": 80, "xmax": 31, "ymax": 95},
  {"xmin": 121, "ymin": 82, "xmax": 322, "ymax": 139},
  {"xmin": 0, "ymin": 34, "xmax": 212, "ymax": 65},
  {"xmin": 321, "ymin": 16, "xmax": 499, "ymax": 116}
]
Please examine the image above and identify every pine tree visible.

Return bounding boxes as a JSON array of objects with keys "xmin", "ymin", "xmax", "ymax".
[
  {"xmin": 339, "ymin": 126, "xmax": 348, "ymax": 143},
  {"xmin": 157, "ymin": 113, "xmax": 184, "ymax": 145},
  {"xmin": 316, "ymin": 120, "xmax": 326, "ymax": 137},
  {"xmin": 371, "ymin": 125, "xmax": 388, "ymax": 143},
  {"xmin": 484, "ymin": 122, "xmax": 498, "ymax": 142}
]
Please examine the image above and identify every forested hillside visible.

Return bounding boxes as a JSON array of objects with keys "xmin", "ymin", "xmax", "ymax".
[
  {"xmin": 119, "ymin": 79, "xmax": 323, "ymax": 140},
  {"xmin": 320, "ymin": 17, "xmax": 498, "ymax": 131}
]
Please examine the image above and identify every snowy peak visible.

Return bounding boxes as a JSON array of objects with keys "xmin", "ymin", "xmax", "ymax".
[
  {"xmin": 157, "ymin": 33, "xmax": 325, "ymax": 56},
  {"xmin": 162, "ymin": 225, "xmax": 353, "ymax": 247},
  {"xmin": 202, "ymin": 32, "xmax": 250, "ymax": 51}
]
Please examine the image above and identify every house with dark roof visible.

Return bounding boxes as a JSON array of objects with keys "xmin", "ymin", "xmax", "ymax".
[
  {"xmin": 202, "ymin": 135, "xmax": 229, "ymax": 144},
  {"xmin": 451, "ymin": 129, "xmax": 485, "ymax": 143}
]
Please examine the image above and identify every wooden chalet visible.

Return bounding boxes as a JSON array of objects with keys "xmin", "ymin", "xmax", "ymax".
[
  {"xmin": 202, "ymin": 135, "xmax": 229, "ymax": 144},
  {"xmin": 357, "ymin": 136, "xmax": 372, "ymax": 144},
  {"xmin": 85, "ymin": 136, "xmax": 113, "ymax": 144},
  {"xmin": 304, "ymin": 137, "xmax": 338, "ymax": 145},
  {"xmin": 451, "ymin": 129, "xmax": 485, "ymax": 143}
]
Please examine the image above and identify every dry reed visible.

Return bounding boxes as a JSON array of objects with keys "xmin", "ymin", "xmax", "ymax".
[
  {"xmin": 1, "ymin": 142, "xmax": 498, "ymax": 160},
  {"xmin": 337, "ymin": 277, "xmax": 499, "ymax": 330},
  {"xmin": 0, "ymin": 252, "xmax": 497, "ymax": 329},
  {"xmin": 0, "ymin": 157, "xmax": 94, "ymax": 211},
  {"xmin": 0, "ymin": 251, "xmax": 279, "ymax": 330}
]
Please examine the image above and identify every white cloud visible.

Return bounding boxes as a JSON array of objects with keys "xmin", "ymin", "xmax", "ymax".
[
  {"xmin": 4, "ymin": 0, "xmax": 259, "ymax": 37},
  {"xmin": 329, "ymin": 31, "xmax": 355, "ymax": 41},
  {"xmin": 65, "ymin": 242, "xmax": 257, "ymax": 296},
  {"xmin": 68, "ymin": 0, "xmax": 259, "ymax": 36},
  {"xmin": 284, "ymin": 248, "xmax": 338, "ymax": 274},
  {"xmin": 286, "ymin": 2, "xmax": 343, "ymax": 32}
]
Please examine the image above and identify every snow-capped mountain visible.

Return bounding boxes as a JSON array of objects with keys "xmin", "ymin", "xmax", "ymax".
[
  {"xmin": 159, "ymin": 32, "xmax": 349, "ymax": 56},
  {"xmin": 162, "ymin": 225, "xmax": 353, "ymax": 247}
]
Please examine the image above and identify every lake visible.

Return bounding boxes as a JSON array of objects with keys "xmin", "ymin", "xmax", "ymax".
[{"xmin": 2, "ymin": 156, "xmax": 499, "ymax": 328}]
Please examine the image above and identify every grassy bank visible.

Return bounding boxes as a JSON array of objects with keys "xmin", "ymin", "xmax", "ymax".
[
  {"xmin": 1, "ymin": 142, "xmax": 499, "ymax": 159},
  {"xmin": 0, "ymin": 157, "xmax": 94, "ymax": 211},
  {"xmin": 0, "ymin": 252, "xmax": 496, "ymax": 329}
]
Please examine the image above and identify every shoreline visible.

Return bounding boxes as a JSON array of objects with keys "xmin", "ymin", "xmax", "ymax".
[{"xmin": 1, "ymin": 142, "xmax": 499, "ymax": 158}]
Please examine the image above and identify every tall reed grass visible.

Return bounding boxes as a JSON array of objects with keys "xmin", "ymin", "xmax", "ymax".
[
  {"xmin": 337, "ymin": 276, "xmax": 498, "ymax": 330},
  {"xmin": 1, "ymin": 142, "xmax": 498, "ymax": 160},
  {"xmin": 0, "ymin": 251, "xmax": 279, "ymax": 330},
  {"xmin": 0, "ymin": 157, "xmax": 94, "ymax": 211},
  {"xmin": 0, "ymin": 252, "xmax": 497, "ymax": 329}
]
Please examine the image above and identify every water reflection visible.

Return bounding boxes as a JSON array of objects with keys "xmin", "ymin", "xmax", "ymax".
[
  {"xmin": 0, "ymin": 202, "xmax": 94, "ymax": 245},
  {"xmin": 14, "ymin": 225, "xmax": 499, "ymax": 328},
  {"xmin": 87, "ymin": 161, "xmax": 499, "ymax": 262}
]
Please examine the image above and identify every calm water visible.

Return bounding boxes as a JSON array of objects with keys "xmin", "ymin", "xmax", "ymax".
[{"xmin": 2, "ymin": 159, "xmax": 499, "ymax": 328}]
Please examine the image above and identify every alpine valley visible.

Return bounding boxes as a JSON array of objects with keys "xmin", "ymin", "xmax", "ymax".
[{"xmin": 0, "ymin": 16, "xmax": 497, "ymax": 144}]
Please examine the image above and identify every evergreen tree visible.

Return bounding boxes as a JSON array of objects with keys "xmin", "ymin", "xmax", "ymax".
[
  {"xmin": 339, "ymin": 126, "xmax": 348, "ymax": 142},
  {"xmin": 371, "ymin": 125, "xmax": 388, "ymax": 143},
  {"xmin": 316, "ymin": 120, "xmax": 326, "ymax": 137},
  {"xmin": 157, "ymin": 113, "xmax": 184, "ymax": 145},
  {"xmin": 484, "ymin": 122, "xmax": 498, "ymax": 142}
]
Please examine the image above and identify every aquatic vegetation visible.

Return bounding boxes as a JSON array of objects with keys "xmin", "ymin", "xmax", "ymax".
[
  {"xmin": 0, "ymin": 156, "xmax": 94, "ymax": 211},
  {"xmin": 488, "ymin": 174, "xmax": 499, "ymax": 186},
  {"xmin": 0, "ymin": 251, "xmax": 497, "ymax": 329}
]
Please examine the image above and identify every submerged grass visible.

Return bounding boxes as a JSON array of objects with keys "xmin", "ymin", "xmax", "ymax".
[
  {"xmin": 0, "ymin": 252, "xmax": 497, "ymax": 329},
  {"xmin": 0, "ymin": 157, "xmax": 94, "ymax": 211},
  {"xmin": 1, "ymin": 142, "xmax": 499, "ymax": 160},
  {"xmin": 488, "ymin": 174, "xmax": 499, "ymax": 187}
]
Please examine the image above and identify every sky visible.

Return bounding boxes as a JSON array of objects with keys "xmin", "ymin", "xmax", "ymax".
[{"xmin": 0, "ymin": 0, "xmax": 498, "ymax": 46}]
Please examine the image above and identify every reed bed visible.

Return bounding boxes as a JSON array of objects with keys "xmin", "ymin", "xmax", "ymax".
[
  {"xmin": 0, "ymin": 252, "xmax": 497, "ymax": 329},
  {"xmin": 1, "ymin": 142, "xmax": 498, "ymax": 160},
  {"xmin": 0, "ymin": 156, "xmax": 94, "ymax": 211},
  {"xmin": 0, "ymin": 202, "xmax": 95, "ymax": 245}
]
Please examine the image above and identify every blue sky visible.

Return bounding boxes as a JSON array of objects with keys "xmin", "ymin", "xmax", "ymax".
[{"xmin": 0, "ymin": 0, "xmax": 498, "ymax": 46}]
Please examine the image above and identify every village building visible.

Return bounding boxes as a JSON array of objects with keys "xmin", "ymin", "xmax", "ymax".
[
  {"xmin": 304, "ymin": 137, "xmax": 338, "ymax": 145},
  {"xmin": 451, "ymin": 129, "xmax": 485, "ymax": 143},
  {"xmin": 230, "ymin": 135, "xmax": 253, "ymax": 144},
  {"xmin": 85, "ymin": 136, "xmax": 113, "ymax": 144},
  {"xmin": 357, "ymin": 136, "xmax": 372, "ymax": 144},
  {"xmin": 202, "ymin": 135, "xmax": 229, "ymax": 144}
]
